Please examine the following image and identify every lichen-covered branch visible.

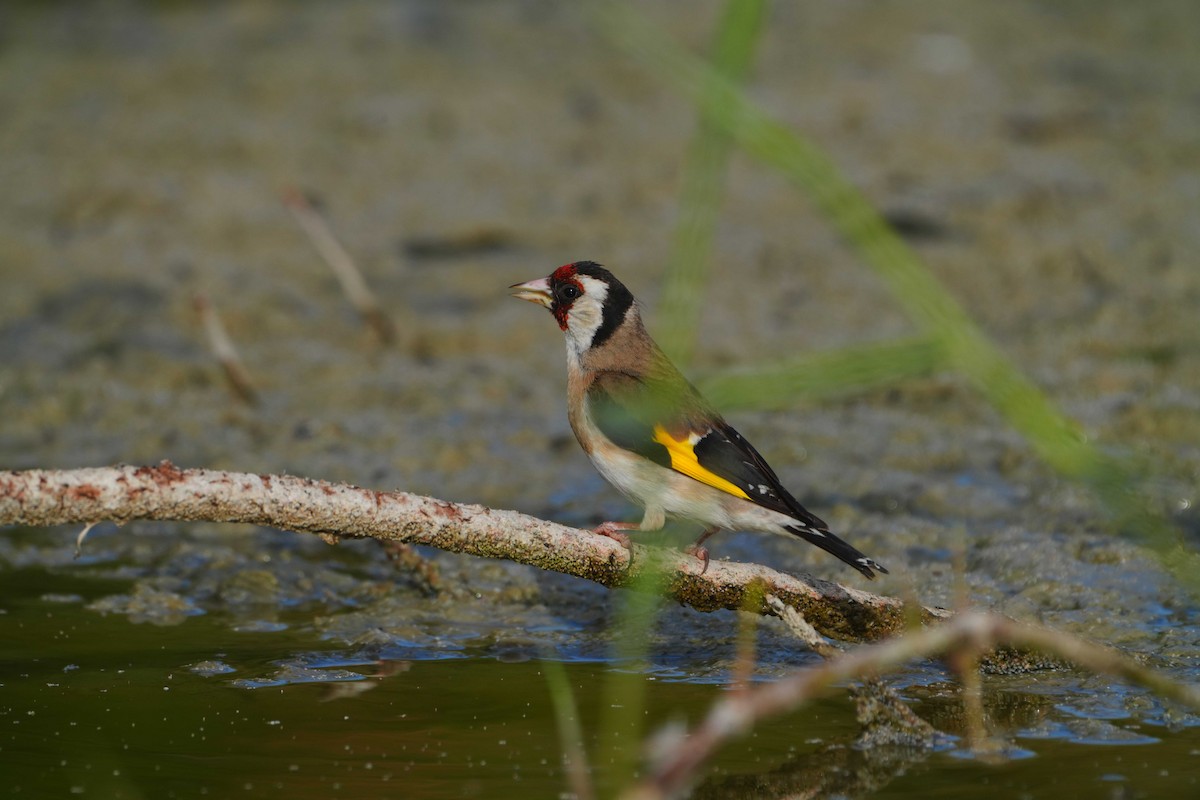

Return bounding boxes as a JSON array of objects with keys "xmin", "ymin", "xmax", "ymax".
[{"xmin": 0, "ymin": 462, "xmax": 948, "ymax": 643}]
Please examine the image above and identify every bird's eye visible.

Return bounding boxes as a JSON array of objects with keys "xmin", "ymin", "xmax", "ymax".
[{"xmin": 557, "ymin": 284, "xmax": 581, "ymax": 301}]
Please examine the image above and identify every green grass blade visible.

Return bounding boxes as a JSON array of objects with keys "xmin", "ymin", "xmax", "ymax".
[
  {"xmin": 599, "ymin": 3, "xmax": 1198, "ymax": 586},
  {"xmin": 698, "ymin": 335, "xmax": 947, "ymax": 409},
  {"xmin": 656, "ymin": 0, "xmax": 767, "ymax": 366},
  {"xmin": 543, "ymin": 658, "xmax": 595, "ymax": 800},
  {"xmin": 597, "ymin": 570, "xmax": 667, "ymax": 793}
]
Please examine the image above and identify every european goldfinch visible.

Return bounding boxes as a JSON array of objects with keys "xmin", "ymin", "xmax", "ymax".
[{"xmin": 511, "ymin": 261, "xmax": 887, "ymax": 580}]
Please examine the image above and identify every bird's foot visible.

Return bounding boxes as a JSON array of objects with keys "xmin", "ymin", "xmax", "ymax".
[
  {"xmin": 593, "ymin": 521, "xmax": 638, "ymax": 549},
  {"xmin": 684, "ymin": 543, "xmax": 710, "ymax": 575},
  {"xmin": 684, "ymin": 527, "xmax": 718, "ymax": 574}
]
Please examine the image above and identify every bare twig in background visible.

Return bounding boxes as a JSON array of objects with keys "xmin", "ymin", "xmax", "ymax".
[
  {"xmin": 948, "ymin": 642, "xmax": 995, "ymax": 755},
  {"xmin": 730, "ymin": 579, "xmax": 768, "ymax": 691},
  {"xmin": 767, "ymin": 593, "xmax": 838, "ymax": 659},
  {"xmin": 767, "ymin": 595, "xmax": 939, "ymax": 749},
  {"xmin": 950, "ymin": 545, "xmax": 995, "ymax": 754},
  {"xmin": 624, "ymin": 610, "xmax": 1200, "ymax": 800},
  {"xmin": 73, "ymin": 521, "xmax": 99, "ymax": 558},
  {"xmin": 0, "ymin": 464, "xmax": 948, "ymax": 643},
  {"xmin": 381, "ymin": 541, "xmax": 443, "ymax": 597},
  {"xmin": 282, "ymin": 187, "xmax": 397, "ymax": 346},
  {"xmin": 193, "ymin": 291, "xmax": 259, "ymax": 405}
]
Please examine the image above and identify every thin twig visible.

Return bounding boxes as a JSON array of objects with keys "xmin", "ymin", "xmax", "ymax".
[
  {"xmin": 623, "ymin": 611, "xmax": 1200, "ymax": 800},
  {"xmin": 949, "ymin": 643, "xmax": 991, "ymax": 753},
  {"xmin": 767, "ymin": 594, "xmax": 939, "ymax": 750},
  {"xmin": 951, "ymin": 542, "xmax": 991, "ymax": 752},
  {"xmin": 193, "ymin": 292, "xmax": 259, "ymax": 405},
  {"xmin": 0, "ymin": 464, "xmax": 948, "ymax": 643},
  {"xmin": 382, "ymin": 541, "xmax": 443, "ymax": 597},
  {"xmin": 282, "ymin": 187, "xmax": 397, "ymax": 346},
  {"xmin": 730, "ymin": 579, "xmax": 768, "ymax": 691},
  {"xmin": 73, "ymin": 521, "xmax": 100, "ymax": 559},
  {"xmin": 767, "ymin": 593, "xmax": 838, "ymax": 659}
]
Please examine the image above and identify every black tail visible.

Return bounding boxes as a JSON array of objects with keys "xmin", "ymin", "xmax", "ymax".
[{"xmin": 784, "ymin": 524, "xmax": 888, "ymax": 580}]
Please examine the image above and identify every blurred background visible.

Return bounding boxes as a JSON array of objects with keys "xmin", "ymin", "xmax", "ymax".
[{"xmin": 2, "ymin": 2, "xmax": 1198, "ymax": 798}]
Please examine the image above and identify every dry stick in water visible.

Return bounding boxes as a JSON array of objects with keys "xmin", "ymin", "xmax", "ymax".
[
  {"xmin": 768, "ymin": 593, "xmax": 838, "ymax": 658},
  {"xmin": 193, "ymin": 292, "xmax": 259, "ymax": 405},
  {"xmin": 282, "ymin": 188, "xmax": 397, "ymax": 346},
  {"xmin": 623, "ymin": 610, "xmax": 1200, "ymax": 800},
  {"xmin": 767, "ymin": 595, "xmax": 939, "ymax": 749},
  {"xmin": 950, "ymin": 552, "xmax": 992, "ymax": 752},
  {"xmin": 0, "ymin": 463, "xmax": 947, "ymax": 643}
]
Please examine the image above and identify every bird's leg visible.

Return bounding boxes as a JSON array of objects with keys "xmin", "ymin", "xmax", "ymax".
[
  {"xmin": 592, "ymin": 520, "xmax": 639, "ymax": 549},
  {"xmin": 685, "ymin": 527, "xmax": 719, "ymax": 575},
  {"xmin": 593, "ymin": 506, "xmax": 665, "ymax": 550}
]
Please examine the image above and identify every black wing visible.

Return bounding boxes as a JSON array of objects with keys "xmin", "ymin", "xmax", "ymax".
[
  {"xmin": 586, "ymin": 370, "xmax": 886, "ymax": 579},
  {"xmin": 586, "ymin": 371, "xmax": 825, "ymax": 527},
  {"xmin": 693, "ymin": 420, "xmax": 829, "ymax": 530}
]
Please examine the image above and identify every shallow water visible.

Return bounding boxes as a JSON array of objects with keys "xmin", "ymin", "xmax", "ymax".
[
  {"xmin": 5, "ymin": 565, "xmax": 1199, "ymax": 799},
  {"xmin": 3, "ymin": 1, "xmax": 1200, "ymax": 797}
]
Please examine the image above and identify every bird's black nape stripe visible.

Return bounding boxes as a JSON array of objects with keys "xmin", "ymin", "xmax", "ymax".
[{"xmin": 574, "ymin": 261, "xmax": 633, "ymax": 349}]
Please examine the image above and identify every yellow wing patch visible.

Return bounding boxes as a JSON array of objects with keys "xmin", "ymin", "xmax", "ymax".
[{"xmin": 652, "ymin": 425, "xmax": 751, "ymax": 501}]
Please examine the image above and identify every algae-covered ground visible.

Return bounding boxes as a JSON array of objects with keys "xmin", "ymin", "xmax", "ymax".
[{"xmin": 2, "ymin": 2, "xmax": 1199, "ymax": 797}]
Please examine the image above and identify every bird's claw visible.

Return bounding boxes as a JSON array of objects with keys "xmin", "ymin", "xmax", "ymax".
[
  {"xmin": 593, "ymin": 521, "xmax": 635, "ymax": 549},
  {"xmin": 685, "ymin": 543, "xmax": 710, "ymax": 575}
]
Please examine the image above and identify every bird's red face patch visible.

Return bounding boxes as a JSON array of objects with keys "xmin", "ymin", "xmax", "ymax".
[{"xmin": 547, "ymin": 263, "xmax": 584, "ymax": 330}]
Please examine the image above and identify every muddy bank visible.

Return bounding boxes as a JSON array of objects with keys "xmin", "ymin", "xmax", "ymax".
[{"xmin": 2, "ymin": 2, "xmax": 1198, "ymax": 795}]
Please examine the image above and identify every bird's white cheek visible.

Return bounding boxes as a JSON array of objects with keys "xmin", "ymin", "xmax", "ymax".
[
  {"xmin": 562, "ymin": 277, "xmax": 607, "ymax": 351},
  {"xmin": 569, "ymin": 310, "xmax": 601, "ymax": 345},
  {"xmin": 563, "ymin": 314, "xmax": 600, "ymax": 358}
]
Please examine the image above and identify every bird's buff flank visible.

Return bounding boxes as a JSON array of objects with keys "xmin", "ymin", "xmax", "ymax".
[{"xmin": 511, "ymin": 261, "xmax": 887, "ymax": 579}]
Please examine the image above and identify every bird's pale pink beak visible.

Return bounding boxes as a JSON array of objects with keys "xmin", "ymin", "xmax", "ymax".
[{"xmin": 509, "ymin": 277, "xmax": 552, "ymax": 308}]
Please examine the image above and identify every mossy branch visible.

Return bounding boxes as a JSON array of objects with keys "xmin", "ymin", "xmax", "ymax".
[{"xmin": 0, "ymin": 462, "xmax": 945, "ymax": 643}]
